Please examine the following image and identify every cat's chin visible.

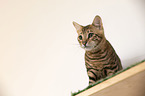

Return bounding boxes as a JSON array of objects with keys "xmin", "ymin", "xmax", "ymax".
[
  {"xmin": 84, "ymin": 48, "xmax": 93, "ymax": 51},
  {"xmin": 82, "ymin": 46, "xmax": 94, "ymax": 51}
]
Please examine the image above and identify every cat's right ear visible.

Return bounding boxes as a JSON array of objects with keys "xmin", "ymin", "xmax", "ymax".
[
  {"xmin": 92, "ymin": 15, "xmax": 103, "ymax": 30},
  {"xmin": 73, "ymin": 21, "xmax": 82, "ymax": 32}
]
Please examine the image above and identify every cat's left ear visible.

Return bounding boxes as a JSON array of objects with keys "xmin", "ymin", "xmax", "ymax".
[
  {"xmin": 92, "ymin": 15, "xmax": 103, "ymax": 29},
  {"xmin": 73, "ymin": 21, "xmax": 83, "ymax": 31}
]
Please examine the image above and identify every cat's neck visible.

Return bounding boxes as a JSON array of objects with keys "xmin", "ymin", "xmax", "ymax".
[{"xmin": 85, "ymin": 39, "xmax": 109, "ymax": 56}]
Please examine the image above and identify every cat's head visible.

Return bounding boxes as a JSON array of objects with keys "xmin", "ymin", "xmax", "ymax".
[{"xmin": 73, "ymin": 15, "xmax": 105, "ymax": 51}]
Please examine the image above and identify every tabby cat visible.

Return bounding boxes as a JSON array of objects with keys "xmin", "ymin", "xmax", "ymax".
[{"xmin": 73, "ymin": 15, "xmax": 122, "ymax": 84}]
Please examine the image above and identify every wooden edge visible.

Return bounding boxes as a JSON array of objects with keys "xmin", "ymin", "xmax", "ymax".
[{"xmin": 76, "ymin": 61, "xmax": 145, "ymax": 96}]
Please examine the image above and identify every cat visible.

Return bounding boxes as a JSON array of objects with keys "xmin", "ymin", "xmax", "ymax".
[{"xmin": 73, "ymin": 15, "xmax": 123, "ymax": 84}]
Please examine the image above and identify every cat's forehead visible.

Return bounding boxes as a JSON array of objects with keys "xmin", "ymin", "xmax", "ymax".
[{"xmin": 82, "ymin": 25, "xmax": 92, "ymax": 33}]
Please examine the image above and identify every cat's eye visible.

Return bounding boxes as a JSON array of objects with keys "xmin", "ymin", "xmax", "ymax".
[
  {"xmin": 78, "ymin": 35, "xmax": 82, "ymax": 40},
  {"xmin": 88, "ymin": 33, "xmax": 94, "ymax": 39}
]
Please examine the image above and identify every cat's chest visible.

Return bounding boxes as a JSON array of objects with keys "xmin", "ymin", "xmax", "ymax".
[
  {"xmin": 85, "ymin": 51, "xmax": 112, "ymax": 69},
  {"xmin": 85, "ymin": 58, "xmax": 107, "ymax": 70}
]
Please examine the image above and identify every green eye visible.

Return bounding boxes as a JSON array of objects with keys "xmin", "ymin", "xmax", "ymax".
[
  {"xmin": 78, "ymin": 35, "xmax": 82, "ymax": 40},
  {"xmin": 88, "ymin": 33, "xmax": 94, "ymax": 38}
]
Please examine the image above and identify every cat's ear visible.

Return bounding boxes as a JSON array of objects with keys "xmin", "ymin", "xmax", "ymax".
[
  {"xmin": 73, "ymin": 21, "xmax": 83, "ymax": 31},
  {"xmin": 92, "ymin": 15, "xmax": 103, "ymax": 29}
]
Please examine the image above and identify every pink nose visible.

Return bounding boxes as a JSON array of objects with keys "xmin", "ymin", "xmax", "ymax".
[{"xmin": 82, "ymin": 41, "xmax": 87, "ymax": 46}]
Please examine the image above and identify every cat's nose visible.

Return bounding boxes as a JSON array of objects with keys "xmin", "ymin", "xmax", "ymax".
[{"xmin": 82, "ymin": 41, "xmax": 87, "ymax": 47}]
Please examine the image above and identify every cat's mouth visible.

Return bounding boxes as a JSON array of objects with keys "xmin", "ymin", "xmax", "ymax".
[{"xmin": 81, "ymin": 45, "xmax": 93, "ymax": 51}]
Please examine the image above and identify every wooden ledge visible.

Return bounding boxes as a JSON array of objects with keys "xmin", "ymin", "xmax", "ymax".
[{"xmin": 76, "ymin": 61, "xmax": 145, "ymax": 96}]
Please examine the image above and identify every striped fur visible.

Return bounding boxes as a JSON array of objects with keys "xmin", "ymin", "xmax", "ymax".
[{"xmin": 73, "ymin": 15, "xmax": 122, "ymax": 84}]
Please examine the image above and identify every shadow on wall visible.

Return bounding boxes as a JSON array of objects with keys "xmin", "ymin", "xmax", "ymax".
[
  {"xmin": 122, "ymin": 54, "xmax": 145, "ymax": 69},
  {"xmin": 0, "ymin": 87, "xmax": 5, "ymax": 96},
  {"xmin": 121, "ymin": 0, "xmax": 145, "ymax": 69},
  {"xmin": 0, "ymin": 81, "xmax": 10, "ymax": 96}
]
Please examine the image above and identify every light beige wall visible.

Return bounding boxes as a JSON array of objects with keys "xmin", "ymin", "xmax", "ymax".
[{"xmin": 0, "ymin": 0, "xmax": 145, "ymax": 96}]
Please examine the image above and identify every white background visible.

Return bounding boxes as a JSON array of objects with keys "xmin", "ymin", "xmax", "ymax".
[{"xmin": 0, "ymin": 0, "xmax": 145, "ymax": 96}]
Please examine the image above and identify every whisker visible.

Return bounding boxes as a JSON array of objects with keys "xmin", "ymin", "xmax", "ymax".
[{"xmin": 72, "ymin": 43, "xmax": 80, "ymax": 46}]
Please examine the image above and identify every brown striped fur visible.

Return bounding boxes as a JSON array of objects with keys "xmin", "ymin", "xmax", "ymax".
[{"xmin": 73, "ymin": 15, "xmax": 122, "ymax": 84}]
